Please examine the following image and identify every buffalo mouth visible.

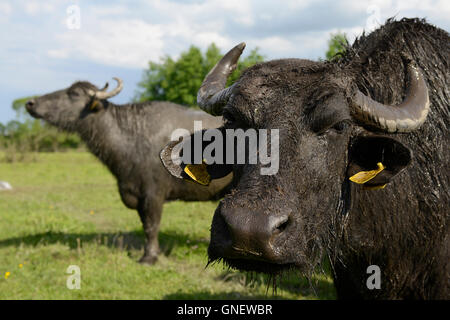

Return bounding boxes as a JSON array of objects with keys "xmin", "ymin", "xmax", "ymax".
[
  {"xmin": 26, "ymin": 107, "xmax": 42, "ymax": 119},
  {"xmin": 208, "ymin": 205, "xmax": 300, "ymax": 275},
  {"xmin": 208, "ymin": 252, "xmax": 297, "ymax": 275},
  {"xmin": 207, "ymin": 239, "xmax": 298, "ymax": 275}
]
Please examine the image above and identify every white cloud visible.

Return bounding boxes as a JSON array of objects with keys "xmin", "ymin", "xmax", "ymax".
[
  {"xmin": 49, "ymin": 19, "xmax": 165, "ymax": 69},
  {"xmin": 0, "ymin": 1, "xmax": 11, "ymax": 14},
  {"xmin": 343, "ymin": 0, "xmax": 450, "ymax": 31},
  {"xmin": 220, "ymin": 0, "xmax": 254, "ymax": 26},
  {"xmin": 33, "ymin": 0, "xmax": 450, "ymax": 69},
  {"xmin": 333, "ymin": 26, "xmax": 365, "ymax": 43},
  {"xmin": 22, "ymin": 1, "xmax": 55, "ymax": 16},
  {"xmin": 193, "ymin": 31, "xmax": 233, "ymax": 49},
  {"xmin": 285, "ymin": 0, "xmax": 317, "ymax": 10},
  {"xmin": 249, "ymin": 36, "xmax": 295, "ymax": 55},
  {"xmin": 87, "ymin": 4, "xmax": 131, "ymax": 17},
  {"xmin": 0, "ymin": 0, "xmax": 449, "ymax": 125},
  {"xmin": 47, "ymin": 49, "xmax": 69, "ymax": 59},
  {"xmin": 0, "ymin": 2, "xmax": 12, "ymax": 22}
]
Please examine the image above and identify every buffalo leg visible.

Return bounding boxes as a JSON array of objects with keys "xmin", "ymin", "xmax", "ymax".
[{"xmin": 137, "ymin": 195, "xmax": 163, "ymax": 265}]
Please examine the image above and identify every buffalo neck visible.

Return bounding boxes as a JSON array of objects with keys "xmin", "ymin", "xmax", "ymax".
[{"xmin": 76, "ymin": 103, "xmax": 135, "ymax": 179}]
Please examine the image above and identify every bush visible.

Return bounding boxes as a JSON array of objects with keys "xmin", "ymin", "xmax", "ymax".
[
  {"xmin": 135, "ymin": 43, "xmax": 265, "ymax": 106},
  {"xmin": 0, "ymin": 119, "xmax": 83, "ymax": 162},
  {"xmin": 0, "ymin": 95, "xmax": 85, "ymax": 162},
  {"xmin": 325, "ymin": 32, "xmax": 348, "ymax": 61}
]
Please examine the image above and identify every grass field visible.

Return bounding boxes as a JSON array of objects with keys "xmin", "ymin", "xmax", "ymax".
[{"xmin": 0, "ymin": 152, "xmax": 336, "ymax": 300}]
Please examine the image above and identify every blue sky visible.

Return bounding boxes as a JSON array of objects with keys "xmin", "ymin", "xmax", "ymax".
[{"xmin": 0, "ymin": 0, "xmax": 449, "ymax": 123}]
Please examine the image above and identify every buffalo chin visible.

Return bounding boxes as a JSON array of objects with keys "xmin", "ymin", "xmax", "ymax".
[
  {"xmin": 222, "ymin": 258, "xmax": 296, "ymax": 275},
  {"xmin": 208, "ymin": 248, "xmax": 297, "ymax": 275},
  {"xmin": 27, "ymin": 109, "xmax": 42, "ymax": 119}
]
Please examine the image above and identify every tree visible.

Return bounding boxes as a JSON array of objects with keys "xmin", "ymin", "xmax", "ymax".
[
  {"xmin": 135, "ymin": 43, "xmax": 264, "ymax": 106},
  {"xmin": 325, "ymin": 32, "xmax": 348, "ymax": 61}
]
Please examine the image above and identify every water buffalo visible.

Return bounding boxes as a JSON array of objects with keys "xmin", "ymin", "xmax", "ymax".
[
  {"xmin": 25, "ymin": 79, "xmax": 231, "ymax": 264},
  {"xmin": 160, "ymin": 18, "xmax": 449, "ymax": 299}
]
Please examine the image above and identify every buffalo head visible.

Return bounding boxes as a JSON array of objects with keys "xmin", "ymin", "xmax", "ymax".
[
  {"xmin": 160, "ymin": 39, "xmax": 429, "ymax": 275},
  {"xmin": 25, "ymin": 78, "xmax": 123, "ymax": 129}
]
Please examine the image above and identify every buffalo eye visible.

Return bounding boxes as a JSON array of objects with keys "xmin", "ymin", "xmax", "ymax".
[
  {"xmin": 68, "ymin": 88, "xmax": 81, "ymax": 97},
  {"xmin": 332, "ymin": 120, "xmax": 350, "ymax": 133}
]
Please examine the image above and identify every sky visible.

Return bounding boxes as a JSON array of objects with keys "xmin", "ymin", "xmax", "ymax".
[{"xmin": 0, "ymin": 0, "xmax": 449, "ymax": 123}]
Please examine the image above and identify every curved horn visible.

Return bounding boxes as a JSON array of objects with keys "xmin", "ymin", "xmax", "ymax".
[
  {"xmin": 99, "ymin": 82, "xmax": 109, "ymax": 92},
  {"xmin": 197, "ymin": 42, "xmax": 246, "ymax": 115},
  {"xmin": 92, "ymin": 77, "xmax": 123, "ymax": 100},
  {"xmin": 350, "ymin": 65, "xmax": 430, "ymax": 133}
]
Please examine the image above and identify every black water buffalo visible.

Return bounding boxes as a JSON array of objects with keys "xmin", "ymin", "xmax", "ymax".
[
  {"xmin": 26, "ymin": 79, "xmax": 231, "ymax": 264},
  {"xmin": 161, "ymin": 18, "xmax": 449, "ymax": 299}
]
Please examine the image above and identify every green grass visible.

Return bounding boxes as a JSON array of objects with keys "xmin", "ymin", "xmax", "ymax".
[{"xmin": 0, "ymin": 152, "xmax": 336, "ymax": 300}]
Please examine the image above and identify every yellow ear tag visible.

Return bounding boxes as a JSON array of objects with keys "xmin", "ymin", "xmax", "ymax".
[
  {"xmin": 90, "ymin": 100, "xmax": 100, "ymax": 110},
  {"xmin": 184, "ymin": 161, "xmax": 211, "ymax": 186},
  {"xmin": 349, "ymin": 162, "xmax": 385, "ymax": 184}
]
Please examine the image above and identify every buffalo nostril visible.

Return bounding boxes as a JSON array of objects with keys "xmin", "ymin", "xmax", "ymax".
[
  {"xmin": 25, "ymin": 100, "xmax": 35, "ymax": 109},
  {"xmin": 276, "ymin": 220, "xmax": 289, "ymax": 233},
  {"xmin": 271, "ymin": 215, "xmax": 289, "ymax": 235}
]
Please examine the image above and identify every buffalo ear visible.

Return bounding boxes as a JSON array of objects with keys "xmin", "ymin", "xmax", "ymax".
[
  {"xmin": 160, "ymin": 138, "xmax": 185, "ymax": 179},
  {"xmin": 88, "ymin": 99, "xmax": 103, "ymax": 111},
  {"xmin": 347, "ymin": 135, "xmax": 412, "ymax": 188},
  {"xmin": 159, "ymin": 130, "xmax": 233, "ymax": 186}
]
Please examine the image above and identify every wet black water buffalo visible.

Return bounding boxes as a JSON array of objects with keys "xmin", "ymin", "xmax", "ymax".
[
  {"xmin": 161, "ymin": 18, "xmax": 449, "ymax": 299},
  {"xmin": 25, "ymin": 79, "xmax": 231, "ymax": 264}
]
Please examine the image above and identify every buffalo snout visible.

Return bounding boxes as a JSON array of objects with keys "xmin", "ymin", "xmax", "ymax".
[
  {"xmin": 209, "ymin": 202, "xmax": 291, "ymax": 265},
  {"xmin": 25, "ymin": 99, "xmax": 35, "ymax": 111},
  {"xmin": 25, "ymin": 99, "xmax": 41, "ymax": 118}
]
